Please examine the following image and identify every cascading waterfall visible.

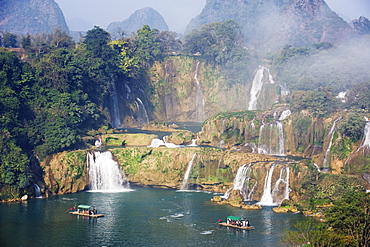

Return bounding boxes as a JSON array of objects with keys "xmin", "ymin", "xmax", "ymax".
[
  {"xmin": 110, "ymin": 81, "xmax": 121, "ymax": 128},
  {"xmin": 135, "ymin": 97, "xmax": 149, "ymax": 125},
  {"xmin": 180, "ymin": 153, "xmax": 197, "ymax": 190},
  {"xmin": 323, "ymin": 117, "xmax": 342, "ymax": 168},
  {"xmin": 248, "ymin": 66, "xmax": 274, "ymax": 110},
  {"xmin": 34, "ymin": 184, "xmax": 42, "ymax": 198},
  {"xmin": 87, "ymin": 151, "xmax": 130, "ymax": 192},
  {"xmin": 258, "ymin": 164, "xmax": 277, "ymax": 206},
  {"xmin": 194, "ymin": 62, "xmax": 205, "ymax": 121},
  {"xmin": 223, "ymin": 163, "xmax": 254, "ymax": 201}
]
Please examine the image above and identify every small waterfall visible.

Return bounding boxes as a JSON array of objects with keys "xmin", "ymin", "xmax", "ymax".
[
  {"xmin": 87, "ymin": 151, "xmax": 130, "ymax": 192},
  {"xmin": 194, "ymin": 62, "xmax": 205, "ymax": 121},
  {"xmin": 279, "ymin": 84, "xmax": 290, "ymax": 96},
  {"xmin": 34, "ymin": 184, "xmax": 42, "ymax": 198},
  {"xmin": 345, "ymin": 117, "xmax": 370, "ymax": 165},
  {"xmin": 135, "ymin": 97, "xmax": 149, "ymax": 125},
  {"xmin": 323, "ymin": 117, "xmax": 342, "ymax": 168},
  {"xmin": 358, "ymin": 117, "xmax": 370, "ymax": 150},
  {"xmin": 279, "ymin": 109, "xmax": 291, "ymax": 121},
  {"xmin": 188, "ymin": 139, "xmax": 197, "ymax": 147},
  {"xmin": 248, "ymin": 66, "xmax": 274, "ymax": 110},
  {"xmin": 124, "ymin": 83, "xmax": 131, "ymax": 100},
  {"xmin": 148, "ymin": 137, "xmax": 181, "ymax": 148},
  {"xmin": 180, "ymin": 153, "xmax": 197, "ymax": 190},
  {"xmin": 336, "ymin": 91, "xmax": 346, "ymax": 103},
  {"xmin": 258, "ymin": 121, "xmax": 285, "ymax": 156},
  {"xmin": 271, "ymin": 166, "xmax": 290, "ymax": 205},
  {"xmin": 110, "ymin": 81, "xmax": 121, "ymax": 128},
  {"xmin": 95, "ymin": 138, "xmax": 102, "ymax": 148},
  {"xmin": 223, "ymin": 163, "xmax": 253, "ymax": 200},
  {"xmin": 258, "ymin": 164, "xmax": 277, "ymax": 206}
]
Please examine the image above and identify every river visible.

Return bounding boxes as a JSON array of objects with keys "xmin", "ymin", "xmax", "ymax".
[{"xmin": 0, "ymin": 186, "xmax": 304, "ymax": 246}]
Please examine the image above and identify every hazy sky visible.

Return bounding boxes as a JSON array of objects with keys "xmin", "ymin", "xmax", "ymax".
[{"xmin": 54, "ymin": 0, "xmax": 370, "ymax": 33}]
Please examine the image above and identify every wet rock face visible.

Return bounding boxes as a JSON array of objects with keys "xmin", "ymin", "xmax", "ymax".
[{"xmin": 42, "ymin": 151, "xmax": 88, "ymax": 195}]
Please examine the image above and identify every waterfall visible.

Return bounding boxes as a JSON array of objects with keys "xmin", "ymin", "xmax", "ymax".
[
  {"xmin": 271, "ymin": 166, "xmax": 290, "ymax": 205},
  {"xmin": 135, "ymin": 97, "xmax": 149, "ymax": 125},
  {"xmin": 34, "ymin": 184, "xmax": 42, "ymax": 198},
  {"xmin": 223, "ymin": 163, "xmax": 253, "ymax": 200},
  {"xmin": 258, "ymin": 121, "xmax": 285, "ymax": 156},
  {"xmin": 257, "ymin": 164, "xmax": 277, "ymax": 206},
  {"xmin": 87, "ymin": 151, "xmax": 130, "ymax": 192},
  {"xmin": 279, "ymin": 84, "xmax": 290, "ymax": 96},
  {"xmin": 148, "ymin": 137, "xmax": 181, "ymax": 148},
  {"xmin": 323, "ymin": 117, "xmax": 342, "ymax": 168},
  {"xmin": 188, "ymin": 139, "xmax": 197, "ymax": 147},
  {"xmin": 279, "ymin": 109, "xmax": 291, "ymax": 121},
  {"xmin": 358, "ymin": 117, "xmax": 370, "ymax": 150},
  {"xmin": 180, "ymin": 153, "xmax": 197, "ymax": 190},
  {"xmin": 95, "ymin": 138, "xmax": 102, "ymax": 148},
  {"xmin": 110, "ymin": 81, "xmax": 121, "ymax": 128},
  {"xmin": 124, "ymin": 83, "xmax": 131, "ymax": 100},
  {"xmin": 248, "ymin": 66, "xmax": 274, "ymax": 110},
  {"xmin": 194, "ymin": 62, "xmax": 205, "ymax": 121}
]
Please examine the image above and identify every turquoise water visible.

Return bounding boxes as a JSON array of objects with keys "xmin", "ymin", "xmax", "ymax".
[{"xmin": 0, "ymin": 187, "xmax": 304, "ymax": 246}]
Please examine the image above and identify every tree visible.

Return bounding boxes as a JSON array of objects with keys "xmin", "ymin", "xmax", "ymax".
[
  {"xmin": 339, "ymin": 113, "xmax": 366, "ymax": 141},
  {"xmin": 346, "ymin": 81, "xmax": 370, "ymax": 112},
  {"xmin": 134, "ymin": 25, "xmax": 161, "ymax": 63},
  {"xmin": 3, "ymin": 32, "xmax": 18, "ymax": 48},
  {"xmin": 325, "ymin": 192, "xmax": 370, "ymax": 247},
  {"xmin": 183, "ymin": 20, "xmax": 245, "ymax": 64},
  {"xmin": 282, "ymin": 191, "xmax": 370, "ymax": 247},
  {"xmin": 21, "ymin": 35, "xmax": 32, "ymax": 50},
  {"xmin": 156, "ymin": 31, "xmax": 182, "ymax": 54}
]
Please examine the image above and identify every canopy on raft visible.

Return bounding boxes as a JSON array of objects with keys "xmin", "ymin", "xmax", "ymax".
[
  {"xmin": 77, "ymin": 205, "xmax": 93, "ymax": 210},
  {"xmin": 227, "ymin": 216, "xmax": 242, "ymax": 221}
]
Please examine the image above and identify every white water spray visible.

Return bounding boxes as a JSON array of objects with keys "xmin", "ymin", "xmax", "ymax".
[
  {"xmin": 87, "ymin": 151, "xmax": 130, "ymax": 192},
  {"xmin": 180, "ymin": 153, "xmax": 197, "ymax": 190},
  {"xmin": 258, "ymin": 164, "xmax": 277, "ymax": 206}
]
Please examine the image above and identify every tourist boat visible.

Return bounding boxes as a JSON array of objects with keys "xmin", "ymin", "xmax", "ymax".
[
  {"xmin": 218, "ymin": 216, "xmax": 255, "ymax": 230},
  {"xmin": 69, "ymin": 205, "xmax": 104, "ymax": 217}
]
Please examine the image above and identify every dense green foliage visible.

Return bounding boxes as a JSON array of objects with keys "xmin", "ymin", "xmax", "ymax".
[
  {"xmin": 183, "ymin": 20, "xmax": 252, "ymax": 84},
  {"xmin": 282, "ymin": 191, "xmax": 370, "ymax": 247}
]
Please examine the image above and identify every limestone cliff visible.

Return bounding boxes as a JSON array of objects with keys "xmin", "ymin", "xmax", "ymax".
[
  {"xmin": 0, "ymin": 0, "xmax": 69, "ymax": 35},
  {"xmin": 42, "ymin": 150, "xmax": 87, "ymax": 196},
  {"xmin": 186, "ymin": 0, "xmax": 354, "ymax": 52}
]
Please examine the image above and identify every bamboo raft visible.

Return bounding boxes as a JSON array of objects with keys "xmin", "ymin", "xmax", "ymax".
[
  {"xmin": 218, "ymin": 222, "xmax": 255, "ymax": 230},
  {"xmin": 69, "ymin": 211, "xmax": 104, "ymax": 217}
]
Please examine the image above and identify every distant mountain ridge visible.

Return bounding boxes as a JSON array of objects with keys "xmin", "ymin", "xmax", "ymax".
[
  {"xmin": 186, "ymin": 0, "xmax": 356, "ymax": 52},
  {"xmin": 107, "ymin": 7, "xmax": 168, "ymax": 36},
  {"xmin": 0, "ymin": 0, "xmax": 69, "ymax": 35}
]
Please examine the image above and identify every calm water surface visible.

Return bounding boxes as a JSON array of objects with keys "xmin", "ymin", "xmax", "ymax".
[{"xmin": 0, "ymin": 187, "xmax": 304, "ymax": 246}]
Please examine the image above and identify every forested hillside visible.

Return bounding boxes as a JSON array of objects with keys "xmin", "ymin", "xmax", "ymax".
[{"xmin": 0, "ymin": 22, "xmax": 369, "ymax": 204}]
